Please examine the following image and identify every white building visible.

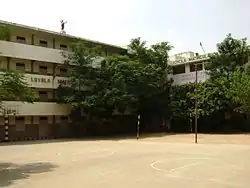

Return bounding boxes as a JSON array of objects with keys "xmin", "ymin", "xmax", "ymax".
[
  {"xmin": 0, "ymin": 20, "xmax": 209, "ymax": 141},
  {"xmin": 169, "ymin": 51, "xmax": 209, "ymax": 85},
  {"xmin": 0, "ymin": 20, "xmax": 126, "ymax": 141}
]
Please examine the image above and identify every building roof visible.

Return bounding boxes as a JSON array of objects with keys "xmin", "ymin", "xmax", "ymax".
[
  {"xmin": 0, "ymin": 20, "xmax": 127, "ymax": 50},
  {"xmin": 168, "ymin": 54, "xmax": 210, "ymax": 66}
]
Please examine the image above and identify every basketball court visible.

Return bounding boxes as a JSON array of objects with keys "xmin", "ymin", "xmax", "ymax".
[{"xmin": 0, "ymin": 134, "xmax": 250, "ymax": 188}]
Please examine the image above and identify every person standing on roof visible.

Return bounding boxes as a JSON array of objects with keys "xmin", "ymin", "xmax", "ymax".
[{"xmin": 60, "ymin": 20, "xmax": 67, "ymax": 34}]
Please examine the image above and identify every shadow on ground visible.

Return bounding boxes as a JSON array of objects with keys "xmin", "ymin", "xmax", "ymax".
[
  {"xmin": 0, "ymin": 162, "xmax": 57, "ymax": 187},
  {"xmin": 0, "ymin": 139, "xmax": 76, "ymax": 146},
  {"xmin": 78, "ymin": 132, "xmax": 177, "ymax": 141},
  {"xmin": 0, "ymin": 133, "xmax": 177, "ymax": 146}
]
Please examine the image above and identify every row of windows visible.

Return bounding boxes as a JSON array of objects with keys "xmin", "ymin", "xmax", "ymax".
[
  {"xmin": 15, "ymin": 62, "xmax": 202, "ymax": 76},
  {"xmin": 15, "ymin": 62, "xmax": 68, "ymax": 76},
  {"xmin": 3, "ymin": 88, "xmax": 57, "ymax": 102},
  {"xmin": 172, "ymin": 63, "xmax": 203, "ymax": 75},
  {"xmin": 16, "ymin": 36, "xmax": 68, "ymax": 50},
  {"xmin": 11, "ymin": 116, "xmax": 69, "ymax": 131},
  {"xmin": 15, "ymin": 116, "xmax": 68, "ymax": 121},
  {"xmin": 14, "ymin": 35, "xmax": 113, "ymax": 55},
  {"xmin": 11, "ymin": 34, "xmax": 122, "ymax": 56}
]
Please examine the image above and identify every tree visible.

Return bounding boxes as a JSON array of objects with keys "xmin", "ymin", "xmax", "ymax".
[
  {"xmin": 0, "ymin": 69, "xmax": 36, "ymax": 112},
  {"xmin": 199, "ymin": 34, "xmax": 250, "ymax": 116},
  {"xmin": 126, "ymin": 38, "xmax": 173, "ymax": 119},
  {"xmin": 0, "ymin": 24, "xmax": 10, "ymax": 41},
  {"xmin": 197, "ymin": 77, "xmax": 233, "ymax": 116},
  {"xmin": 188, "ymin": 34, "xmax": 250, "ymax": 132},
  {"xmin": 170, "ymin": 84, "xmax": 195, "ymax": 119},
  {"xmin": 57, "ymin": 42, "xmax": 133, "ymax": 117},
  {"xmin": 168, "ymin": 34, "xmax": 250, "ymax": 132},
  {"xmin": 57, "ymin": 38, "xmax": 173, "ymax": 132},
  {"xmin": 229, "ymin": 71, "xmax": 250, "ymax": 115},
  {"xmin": 206, "ymin": 33, "xmax": 250, "ymax": 80}
]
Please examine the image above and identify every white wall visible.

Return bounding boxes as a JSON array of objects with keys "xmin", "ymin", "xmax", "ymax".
[{"xmin": 172, "ymin": 70, "xmax": 209, "ymax": 85}]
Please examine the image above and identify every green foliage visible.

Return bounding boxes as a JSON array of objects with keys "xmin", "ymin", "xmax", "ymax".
[
  {"xmin": 170, "ymin": 78, "xmax": 235, "ymax": 121},
  {"xmin": 170, "ymin": 34, "xmax": 250, "ymax": 122},
  {"xmin": 206, "ymin": 33, "xmax": 250, "ymax": 79},
  {"xmin": 128, "ymin": 37, "xmax": 172, "ymax": 70},
  {"xmin": 197, "ymin": 78, "xmax": 233, "ymax": 115},
  {"xmin": 0, "ymin": 24, "xmax": 10, "ymax": 41},
  {"xmin": 191, "ymin": 33, "xmax": 250, "ymax": 120},
  {"xmin": 58, "ymin": 38, "xmax": 172, "ymax": 119},
  {"xmin": 229, "ymin": 71, "xmax": 250, "ymax": 115},
  {"xmin": 58, "ymin": 33, "xmax": 250, "ymax": 133},
  {"xmin": 0, "ymin": 69, "xmax": 36, "ymax": 110},
  {"xmin": 170, "ymin": 83, "xmax": 195, "ymax": 120}
]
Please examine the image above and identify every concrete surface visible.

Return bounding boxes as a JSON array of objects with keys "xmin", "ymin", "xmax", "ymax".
[{"xmin": 1, "ymin": 134, "xmax": 250, "ymax": 188}]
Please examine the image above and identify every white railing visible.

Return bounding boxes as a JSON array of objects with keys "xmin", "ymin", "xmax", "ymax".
[
  {"xmin": 171, "ymin": 70, "xmax": 209, "ymax": 85},
  {"xmin": 169, "ymin": 54, "xmax": 210, "ymax": 66},
  {"xmin": 0, "ymin": 101, "xmax": 72, "ymax": 116},
  {"xmin": 0, "ymin": 40, "xmax": 65, "ymax": 63}
]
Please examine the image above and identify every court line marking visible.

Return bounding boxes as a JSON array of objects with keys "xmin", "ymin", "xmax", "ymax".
[
  {"xmin": 150, "ymin": 158, "xmax": 245, "ymax": 187},
  {"xmin": 150, "ymin": 157, "xmax": 210, "ymax": 173},
  {"xmin": 169, "ymin": 161, "xmax": 201, "ymax": 173}
]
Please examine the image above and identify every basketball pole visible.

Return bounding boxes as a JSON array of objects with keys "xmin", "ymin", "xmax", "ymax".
[
  {"xmin": 137, "ymin": 115, "xmax": 140, "ymax": 140},
  {"xmin": 4, "ymin": 110, "xmax": 9, "ymax": 142},
  {"xmin": 194, "ymin": 42, "xmax": 206, "ymax": 144},
  {"xmin": 194, "ymin": 63, "xmax": 198, "ymax": 144}
]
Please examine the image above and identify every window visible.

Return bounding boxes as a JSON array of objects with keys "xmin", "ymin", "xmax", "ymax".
[
  {"xmin": 60, "ymin": 44, "xmax": 67, "ymax": 50},
  {"xmin": 60, "ymin": 116, "xmax": 68, "ymax": 120},
  {"xmin": 60, "ymin": 116, "xmax": 68, "ymax": 124},
  {"xmin": 190, "ymin": 63, "xmax": 203, "ymax": 72},
  {"xmin": 39, "ymin": 116, "xmax": 48, "ymax": 121},
  {"xmin": 39, "ymin": 65, "xmax": 48, "ymax": 74},
  {"xmin": 173, "ymin": 65, "xmax": 185, "ymax": 75},
  {"xmin": 39, "ymin": 116, "xmax": 48, "ymax": 124},
  {"xmin": 38, "ymin": 91, "xmax": 48, "ymax": 101},
  {"xmin": 15, "ymin": 116, "xmax": 25, "ymax": 131},
  {"xmin": 59, "ymin": 68, "xmax": 67, "ymax": 76},
  {"xmin": 16, "ymin": 36, "xmax": 26, "ymax": 43},
  {"xmin": 16, "ymin": 63, "xmax": 26, "ymax": 72},
  {"xmin": 60, "ymin": 68, "xmax": 67, "ymax": 73},
  {"xmin": 39, "ymin": 40, "xmax": 48, "ymax": 47}
]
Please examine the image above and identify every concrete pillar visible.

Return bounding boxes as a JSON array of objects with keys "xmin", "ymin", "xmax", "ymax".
[
  {"xmin": 4, "ymin": 112, "xmax": 9, "ymax": 142},
  {"xmin": 185, "ymin": 63, "xmax": 190, "ymax": 73}
]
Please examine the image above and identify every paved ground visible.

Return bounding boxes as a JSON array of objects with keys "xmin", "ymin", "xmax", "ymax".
[{"xmin": 1, "ymin": 134, "xmax": 250, "ymax": 188}]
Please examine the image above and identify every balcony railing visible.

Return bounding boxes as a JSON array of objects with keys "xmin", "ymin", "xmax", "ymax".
[
  {"xmin": 171, "ymin": 70, "xmax": 209, "ymax": 85},
  {"xmin": 0, "ymin": 40, "xmax": 65, "ymax": 63},
  {"xmin": 169, "ymin": 54, "xmax": 210, "ymax": 66},
  {"xmin": 0, "ymin": 101, "xmax": 72, "ymax": 116}
]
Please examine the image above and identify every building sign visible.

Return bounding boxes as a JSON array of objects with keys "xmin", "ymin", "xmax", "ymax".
[
  {"xmin": 57, "ymin": 79, "xmax": 70, "ymax": 85},
  {"xmin": 28, "ymin": 75, "xmax": 70, "ymax": 88},
  {"xmin": 31, "ymin": 77, "xmax": 51, "ymax": 83}
]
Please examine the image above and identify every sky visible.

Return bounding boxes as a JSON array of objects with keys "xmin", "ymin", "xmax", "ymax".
[{"xmin": 0, "ymin": 0, "xmax": 250, "ymax": 55}]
